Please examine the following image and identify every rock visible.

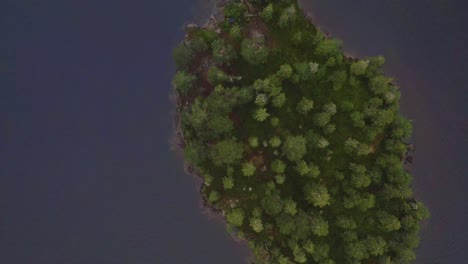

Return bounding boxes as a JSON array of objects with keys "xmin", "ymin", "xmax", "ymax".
[
  {"xmin": 186, "ymin": 23, "xmax": 199, "ymax": 29},
  {"xmin": 406, "ymin": 155, "xmax": 414, "ymax": 164}
]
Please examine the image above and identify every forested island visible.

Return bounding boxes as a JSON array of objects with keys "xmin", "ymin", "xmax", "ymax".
[{"xmin": 172, "ymin": 0, "xmax": 429, "ymax": 263}]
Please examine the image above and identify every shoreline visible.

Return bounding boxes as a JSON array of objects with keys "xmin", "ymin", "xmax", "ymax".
[
  {"xmin": 169, "ymin": 91, "xmax": 254, "ymax": 261},
  {"xmin": 171, "ymin": 1, "xmax": 424, "ymax": 263}
]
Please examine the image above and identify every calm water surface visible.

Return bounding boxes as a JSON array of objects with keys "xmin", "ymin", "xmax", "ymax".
[
  {"xmin": 0, "ymin": 0, "xmax": 249, "ymax": 263},
  {"xmin": 300, "ymin": 0, "xmax": 468, "ymax": 263},
  {"xmin": 1, "ymin": 0, "xmax": 467, "ymax": 263}
]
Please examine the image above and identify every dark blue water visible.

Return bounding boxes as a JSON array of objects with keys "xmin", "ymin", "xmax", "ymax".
[
  {"xmin": 300, "ymin": 0, "xmax": 468, "ymax": 263},
  {"xmin": 0, "ymin": 0, "xmax": 249, "ymax": 263},
  {"xmin": 1, "ymin": 0, "xmax": 467, "ymax": 263}
]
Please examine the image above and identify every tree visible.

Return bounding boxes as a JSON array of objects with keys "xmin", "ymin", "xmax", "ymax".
[
  {"xmin": 172, "ymin": 71, "xmax": 196, "ymax": 95},
  {"xmin": 384, "ymin": 89, "xmax": 398, "ymax": 104},
  {"xmin": 283, "ymin": 135, "xmax": 307, "ymax": 161},
  {"xmin": 188, "ymin": 37, "xmax": 208, "ymax": 53},
  {"xmin": 208, "ymin": 190, "xmax": 220, "ymax": 203},
  {"xmin": 306, "ymin": 130, "xmax": 320, "ymax": 149},
  {"xmin": 312, "ymin": 242, "xmax": 330, "ymax": 262},
  {"xmin": 364, "ymin": 97, "xmax": 383, "ymax": 117},
  {"xmin": 313, "ymin": 113, "xmax": 331, "ymax": 127},
  {"xmin": 304, "ymin": 184, "xmax": 330, "ymax": 208},
  {"xmin": 322, "ymin": 102, "xmax": 337, "ymax": 115},
  {"xmin": 254, "ymin": 78, "xmax": 278, "ymax": 93},
  {"xmin": 349, "ymin": 163, "xmax": 369, "ymax": 188},
  {"xmin": 315, "ymin": 38, "xmax": 341, "ymax": 58},
  {"xmin": 366, "ymin": 56, "xmax": 386, "ymax": 77},
  {"xmin": 310, "ymin": 62, "xmax": 320, "ymax": 73},
  {"xmin": 311, "ymin": 215, "xmax": 329, "ymax": 236},
  {"xmin": 297, "ymin": 97, "xmax": 314, "ymax": 114},
  {"xmin": 173, "ymin": 43, "xmax": 193, "ymax": 69},
  {"xmin": 293, "ymin": 62, "xmax": 312, "ymax": 82},
  {"xmin": 394, "ymin": 247, "xmax": 416, "ymax": 263},
  {"xmin": 207, "ymin": 66, "xmax": 228, "ymax": 85},
  {"xmin": 207, "ymin": 114, "xmax": 233, "ymax": 136},
  {"xmin": 230, "ymin": 24, "xmax": 242, "ymax": 40},
  {"xmin": 351, "ymin": 169, "xmax": 371, "ymax": 189},
  {"xmin": 278, "ymin": 5, "xmax": 297, "ymax": 28},
  {"xmin": 223, "ymin": 176, "xmax": 234, "ymax": 190},
  {"xmin": 212, "ymin": 39, "xmax": 237, "ymax": 65},
  {"xmin": 336, "ymin": 215, "xmax": 357, "ymax": 230},
  {"xmin": 241, "ymin": 38, "xmax": 269, "ymax": 65},
  {"xmin": 370, "ymin": 75, "xmax": 392, "ymax": 95},
  {"xmin": 345, "ymin": 138, "xmax": 372, "ymax": 156},
  {"xmin": 253, "ymin": 107, "xmax": 270, "ymax": 122},
  {"xmin": 323, "ymin": 124, "xmax": 336, "ymax": 135},
  {"xmin": 382, "ymin": 184, "xmax": 412, "ymax": 200},
  {"xmin": 317, "ymin": 137, "xmax": 329, "ymax": 149},
  {"xmin": 235, "ymin": 86, "xmax": 255, "ymax": 105},
  {"xmin": 277, "ymin": 64, "xmax": 293, "ymax": 80},
  {"xmin": 296, "ymin": 160, "xmax": 310, "ymax": 176},
  {"xmin": 255, "ymin": 93, "xmax": 269, "ymax": 106},
  {"xmin": 350, "ymin": 60, "xmax": 369, "ymax": 76},
  {"xmin": 330, "ymin": 70, "xmax": 347, "ymax": 91},
  {"xmin": 284, "ymin": 199, "xmax": 297, "ymax": 216},
  {"xmin": 260, "ymin": 4, "xmax": 273, "ymax": 22},
  {"xmin": 184, "ymin": 98, "xmax": 208, "ymax": 131},
  {"xmin": 344, "ymin": 138, "xmax": 359, "ymax": 153},
  {"xmin": 249, "ymin": 137, "xmax": 259, "ymax": 148},
  {"xmin": 378, "ymin": 211, "xmax": 401, "ymax": 232},
  {"xmin": 277, "ymin": 255, "xmax": 291, "ymax": 264},
  {"xmin": 308, "ymin": 163, "xmax": 321, "ymax": 178},
  {"xmin": 242, "ymin": 162, "xmax": 256, "ymax": 177},
  {"xmin": 275, "ymin": 213, "xmax": 295, "ymax": 235},
  {"xmin": 272, "ymin": 93, "xmax": 287, "ymax": 108},
  {"xmin": 303, "ymin": 240, "xmax": 315, "ymax": 254},
  {"xmin": 345, "ymin": 241, "xmax": 369, "ymax": 261},
  {"xmin": 415, "ymin": 202, "xmax": 430, "ymax": 221},
  {"xmin": 270, "ymin": 117, "xmax": 280, "ymax": 127},
  {"xmin": 253, "ymin": 79, "xmax": 263, "ymax": 91},
  {"xmin": 249, "ymin": 217, "xmax": 264, "ymax": 233},
  {"xmin": 210, "ymin": 139, "xmax": 244, "ymax": 166},
  {"xmin": 227, "ymin": 208, "xmax": 244, "ymax": 227},
  {"xmin": 342, "ymin": 101, "xmax": 355, "ymax": 112},
  {"xmin": 357, "ymin": 193, "xmax": 375, "ymax": 211},
  {"xmin": 358, "ymin": 142, "xmax": 373, "ymax": 155},
  {"xmin": 252, "ymin": 207, "xmax": 262, "ymax": 218},
  {"xmin": 373, "ymin": 109, "xmax": 395, "ymax": 128},
  {"xmin": 204, "ymin": 174, "xmax": 213, "ymax": 187},
  {"xmin": 275, "ymin": 174, "xmax": 286, "ymax": 185},
  {"xmin": 261, "ymin": 194, "xmax": 283, "ymax": 216},
  {"xmin": 365, "ymin": 236, "xmax": 387, "ymax": 256},
  {"xmin": 293, "ymin": 246, "xmax": 307, "ymax": 263},
  {"xmin": 269, "ymin": 136, "xmax": 281, "ymax": 148},
  {"xmin": 224, "ymin": 2, "xmax": 247, "ymax": 21},
  {"xmin": 292, "ymin": 31, "xmax": 303, "ymax": 46},
  {"xmin": 184, "ymin": 142, "xmax": 207, "ymax": 166},
  {"xmin": 351, "ymin": 112, "xmax": 366, "ymax": 128}
]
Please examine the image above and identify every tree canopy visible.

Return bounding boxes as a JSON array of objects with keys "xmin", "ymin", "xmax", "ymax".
[{"xmin": 174, "ymin": 1, "xmax": 428, "ymax": 263}]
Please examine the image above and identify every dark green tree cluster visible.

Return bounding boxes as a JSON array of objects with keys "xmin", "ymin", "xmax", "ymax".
[{"xmin": 174, "ymin": 1, "xmax": 428, "ymax": 263}]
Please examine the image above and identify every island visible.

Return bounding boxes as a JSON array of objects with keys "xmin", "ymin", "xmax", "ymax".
[{"xmin": 172, "ymin": 1, "xmax": 429, "ymax": 263}]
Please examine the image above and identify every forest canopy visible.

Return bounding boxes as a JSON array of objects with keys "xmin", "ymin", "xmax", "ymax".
[{"xmin": 173, "ymin": 0, "xmax": 428, "ymax": 263}]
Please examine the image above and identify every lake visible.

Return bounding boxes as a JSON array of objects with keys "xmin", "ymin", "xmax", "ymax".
[
  {"xmin": 1, "ymin": 0, "xmax": 466, "ymax": 263},
  {"xmin": 0, "ymin": 0, "xmax": 250, "ymax": 263}
]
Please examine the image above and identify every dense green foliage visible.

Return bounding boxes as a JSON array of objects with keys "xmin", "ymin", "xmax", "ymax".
[{"xmin": 173, "ymin": 1, "xmax": 428, "ymax": 263}]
